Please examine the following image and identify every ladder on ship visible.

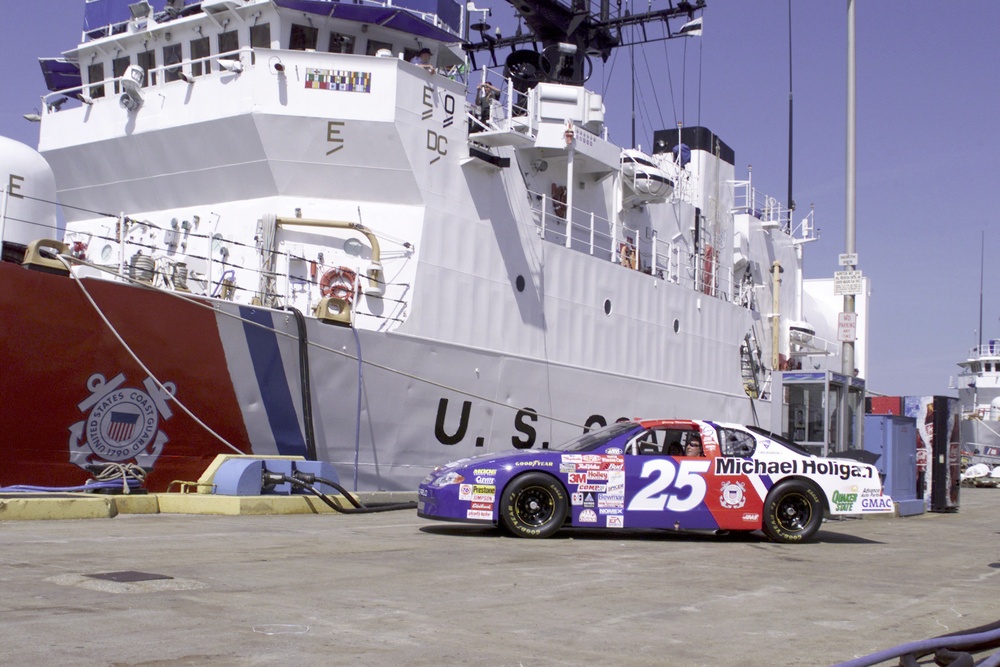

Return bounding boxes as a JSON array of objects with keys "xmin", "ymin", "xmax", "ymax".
[{"xmin": 741, "ymin": 329, "xmax": 769, "ymax": 401}]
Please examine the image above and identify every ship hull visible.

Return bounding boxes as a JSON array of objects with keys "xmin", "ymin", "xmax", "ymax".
[{"xmin": 1, "ymin": 260, "xmax": 763, "ymax": 491}]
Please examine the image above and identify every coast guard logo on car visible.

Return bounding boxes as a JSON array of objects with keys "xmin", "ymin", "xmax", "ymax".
[
  {"xmin": 719, "ymin": 481, "xmax": 747, "ymax": 509},
  {"xmin": 68, "ymin": 372, "xmax": 175, "ymax": 469}
]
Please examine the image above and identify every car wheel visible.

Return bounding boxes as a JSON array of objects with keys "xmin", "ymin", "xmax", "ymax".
[
  {"xmin": 499, "ymin": 472, "xmax": 568, "ymax": 539},
  {"xmin": 762, "ymin": 479, "xmax": 823, "ymax": 543}
]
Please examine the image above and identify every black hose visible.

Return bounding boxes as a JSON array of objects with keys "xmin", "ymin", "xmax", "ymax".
[
  {"xmin": 265, "ymin": 472, "xmax": 416, "ymax": 514},
  {"xmin": 933, "ymin": 648, "xmax": 975, "ymax": 667},
  {"xmin": 280, "ymin": 306, "xmax": 317, "ymax": 461}
]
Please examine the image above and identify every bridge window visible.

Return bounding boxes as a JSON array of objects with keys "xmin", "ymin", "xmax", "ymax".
[
  {"xmin": 218, "ymin": 30, "xmax": 239, "ymax": 58},
  {"xmin": 137, "ymin": 49, "xmax": 157, "ymax": 86},
  {"xmin": 191, "ymin": 37, "xmax": 210, "ymax": 76},
  {"xmin": 290, "ymin": 24, "xmax": 318, "ymax": 51},
  {"xmin": 365, "ymin": 39, "xmax": 393, "ymax": 56},
  {"xmin": 112, "ymin": 55, "xmax": 130, "ymax": 93},
  {"xmin": 163, "ymin": 43, "xmax": 183, "ymax": 82},
  {"xmin": 250, "ymin": 23, "xmax": 271, "ymax": 48},
  {"xmin": 88, "ymin": 62, "xmax": 106, "ymax": 98}
]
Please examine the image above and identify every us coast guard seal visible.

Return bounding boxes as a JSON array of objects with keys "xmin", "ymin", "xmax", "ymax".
[
  {"xmin": 719, "ymin": 480, "xmax": 747, "ymax": 509},
  {"xmin": 68, "ymin": 372, "xmax": 175, "ymax": 469}
]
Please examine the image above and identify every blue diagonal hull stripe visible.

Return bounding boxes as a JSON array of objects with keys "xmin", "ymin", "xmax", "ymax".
[{"xmin": 240, "ymin": 307, "xmax": 307, "ymax": 457}]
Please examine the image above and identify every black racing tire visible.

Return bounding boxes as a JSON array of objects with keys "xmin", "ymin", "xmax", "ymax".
[
  {"xmin": 499, "ymin": 472, "xmax": 568, "ymax": 539},
  {"xmin": 762, "ymin": 479, "xmax": 823, "ymax": 543}
]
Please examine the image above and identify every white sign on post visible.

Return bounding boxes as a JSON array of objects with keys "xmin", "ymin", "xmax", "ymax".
[
  {"xmin": 834, "ymin": 270, "xmax": 863, "ymax": 295},
  {"xmin": 838, "ymin": 312, "xmax": 858, "ymax": 342},
  {"xmin": 838, "ymin": 253, "xmax": 858, "ymax": 267}
]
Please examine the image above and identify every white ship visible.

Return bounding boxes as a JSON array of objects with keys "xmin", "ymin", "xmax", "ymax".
[
  {"xmin": 956, "ymin": 341, "xmax": 1000, "ymax": 466},
  {"xmin": 0, "ymin": 0, "xmax": 823, "ymax": 492}
]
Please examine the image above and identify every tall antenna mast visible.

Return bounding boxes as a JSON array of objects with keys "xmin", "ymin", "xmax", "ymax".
[{"xmin": 787, "ymin": 0, "xmax": 794, "ymax": 213}]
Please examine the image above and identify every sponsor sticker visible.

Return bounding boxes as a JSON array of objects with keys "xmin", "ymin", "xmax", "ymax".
[
  {"xmin": 741, "ymin": 513, "xmax": 760, "ymax": 522},
  {"xmin": 579, "ymin": 509, "xmax": 598, "ymax": 523},
  {"xmin": 606, "ymin": 515, "xmax": 624, "ymax": 529},
  {"xmin": 466, "ymin": 509, "xmax": 493, "ymax": 520},
  {"xmin": 598, "ymin": 496, "xmax": 623, "ymax": 509},
  {"xmin": 578, "ymin": 484, "xmax": 606, "ymax": 493},
  {"xmin": 719, "ymin": 481, "xmax": 747, "ymax": 509},
  {"xmin": 459, "ymin": 484, "xmax": 496, "ymax": 502},
  {"xmin": 861, "ymin": 497, "xmax": 893, "ymax": 512}
]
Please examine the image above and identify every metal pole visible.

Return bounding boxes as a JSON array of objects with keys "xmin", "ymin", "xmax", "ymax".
[{"xmin": 839, "ymin": 0, "xmax": 857, "ymax": 452}]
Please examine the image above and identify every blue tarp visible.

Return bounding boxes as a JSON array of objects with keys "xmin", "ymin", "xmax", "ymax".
[
  {"xmin": 40, "ymin": 58, "xmax": 83, "ymax": 93},
  {"xmin": 83, "ymin": 0, "xmax": 461, "ymax": 39},
  {"xmin": 273, "ymin": 0, "xmax": 461, "ymax": 41}
]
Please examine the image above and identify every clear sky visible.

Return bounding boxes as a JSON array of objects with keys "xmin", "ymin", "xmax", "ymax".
[{"xmin": 2, "ymin": 0, "xmax": 999, "ymax": 398}]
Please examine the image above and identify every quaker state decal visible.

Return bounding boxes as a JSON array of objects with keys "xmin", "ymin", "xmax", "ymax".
[{"xmin": 68, "ymin": 372, "xmax": 175, "ymax": 469}]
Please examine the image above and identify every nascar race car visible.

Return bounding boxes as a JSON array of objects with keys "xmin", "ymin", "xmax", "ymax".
[{"xmin": 417, "ymin": 419, "xmax": 894, "ymax": 542}]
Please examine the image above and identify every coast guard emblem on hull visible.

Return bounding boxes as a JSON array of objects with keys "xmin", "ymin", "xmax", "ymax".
[{"xmin": 68, "ymin": 372, "xmax": 175, "ymax": 469}]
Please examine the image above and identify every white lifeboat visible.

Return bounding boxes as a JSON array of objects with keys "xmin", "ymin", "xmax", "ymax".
[{"xmin": 621, "ymin": 149, "xmax": 673, "ymax": 203}]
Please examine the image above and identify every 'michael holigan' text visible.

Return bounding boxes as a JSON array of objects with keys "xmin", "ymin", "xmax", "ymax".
[{"xmin": 713, "ymin": 458, "xmax": 872, "ymax": 480}]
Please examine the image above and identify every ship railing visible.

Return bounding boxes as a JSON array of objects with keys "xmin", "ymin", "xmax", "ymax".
[
  {"xmin": 56, "ymin": 212, "xmax": 412, "ymax": 329},
  {"xmin": 969, "ymin": 341, "xmax": 1000, "ymax": 358},
  {"xmin": 467, "ymin": 66, "xmax": 539, "ymax": 137},
  {"xmin": 648, "ymin": 236, "xmax": 733, "ymax": 299},
  {"xmin": 41, "ymin": 46, "xmax": 255, "ymax": 111},
  {"xmin": 731, "ymin": 178, "xmax": 791, "ymax": 233},
  {"xmin": 788, "ymin": 331, "xmax": 840, "ymax": 358},
  {"xmin": 526, "ymin": 187, "xmax": 733, "ymax": 300}
]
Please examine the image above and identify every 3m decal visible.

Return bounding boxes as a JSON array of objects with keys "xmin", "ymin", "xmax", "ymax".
[{"xmin": 627, "ymin": 459, "xmax": 711, "ymax": 512}]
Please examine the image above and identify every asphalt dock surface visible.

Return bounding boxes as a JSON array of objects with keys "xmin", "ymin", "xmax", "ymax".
[{"xmin": 3, "ymin": 489, "xmax": 998, "ymax": 666}]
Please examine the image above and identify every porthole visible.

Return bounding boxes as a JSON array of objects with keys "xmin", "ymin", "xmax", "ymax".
[
  {"xmin": 515, "ymin": 275, "xmax": 525, "ymax": 292},
  {"xmin": 604, "ymin": 299, "xmax": 612, "ymax": 315},
  {"xmin": 673, "ymin": 319, "xmax": 680, "ymax": 333}
]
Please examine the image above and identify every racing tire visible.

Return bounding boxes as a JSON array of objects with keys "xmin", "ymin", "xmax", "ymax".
[
  {"xmin": 499, "ymin": 472, "xmax": 568, "ymax": 539},
  {"xmin": 762, "ymin": 479, "xmax": 823, "ymax": 543}
]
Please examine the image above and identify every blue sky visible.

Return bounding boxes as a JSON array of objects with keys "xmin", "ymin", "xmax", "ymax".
[{"xmin": 2, "ymin": 0, "xmax": 998, "ymax": 397}]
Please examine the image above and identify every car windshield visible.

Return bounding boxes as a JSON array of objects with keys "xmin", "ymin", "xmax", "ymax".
[
  {"xmin": 556, "ymin": 422, "xmax": 641, "ymax": 452},
  {"xmin": 746, "ymin": 426, "xmax": 814, "ymax": 457}
]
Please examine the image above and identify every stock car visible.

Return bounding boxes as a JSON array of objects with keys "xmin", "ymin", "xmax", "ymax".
[{"xmin": 417, "ymin": 419, "xmax": 894, "ymax": 542}]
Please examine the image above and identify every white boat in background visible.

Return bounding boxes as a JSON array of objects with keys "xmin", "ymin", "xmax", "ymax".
[
  {"xmin": 1, "ymin": 0, "xmax": 824, "ymax": 492},
  {"xmin": 956, "ymin": 340, "xmax": 1000, "ymax": 466}
]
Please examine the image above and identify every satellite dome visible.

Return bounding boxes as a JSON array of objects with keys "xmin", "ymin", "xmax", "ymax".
[{"xmin": 0, "ymin": 136, "xmax": 58, "ymax": 250}]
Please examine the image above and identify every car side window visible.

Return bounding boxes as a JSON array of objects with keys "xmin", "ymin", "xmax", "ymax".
[
  {"xmin": 631, "ymin": 428, "xmax": 662, "ymax": 455},
  {"xmin": 718, "ymin": 428, "xmax": 756, "ymax": 457}
]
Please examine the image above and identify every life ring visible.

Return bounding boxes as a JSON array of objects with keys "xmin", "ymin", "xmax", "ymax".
[
  {"xmin": 319, "ymin": 266, "xmax": 357, "ymax": 301},
  {"xmin": 702, "ymin": 244, "xmax": 715, "ymax": 295},
  {"xmin": 619, "ymin": 242, "xmax": 637, "ymax": 270}
]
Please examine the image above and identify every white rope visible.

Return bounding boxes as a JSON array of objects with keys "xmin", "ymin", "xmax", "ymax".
[
  {"xmin": 60, "ymin": 255, "xmax": 246, "ymax": 455},
  {"xmin": 60, "ymin": 255, "xmax": 590, "ymax": 430},
  {"xmin": 87, "ymin": 462, "xmax": 147, "ymax": 494}
]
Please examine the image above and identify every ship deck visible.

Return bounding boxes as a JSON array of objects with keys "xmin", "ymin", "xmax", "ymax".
[{"xmin": 2, "ymin": 489, "xmax": 999, "ymax": 665}]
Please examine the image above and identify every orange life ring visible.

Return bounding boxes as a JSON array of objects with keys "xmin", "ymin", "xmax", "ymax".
[
  {"xmin": 319, "ymin": 266, "xmax": 357, "ymax": 301},
  {"xmin": 702, "ymin": 244, "xmax": 715, "ymax": 295},
  {"xmin": 619, "ymin": 242, "xmax": 637, "ymax": 270}
]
